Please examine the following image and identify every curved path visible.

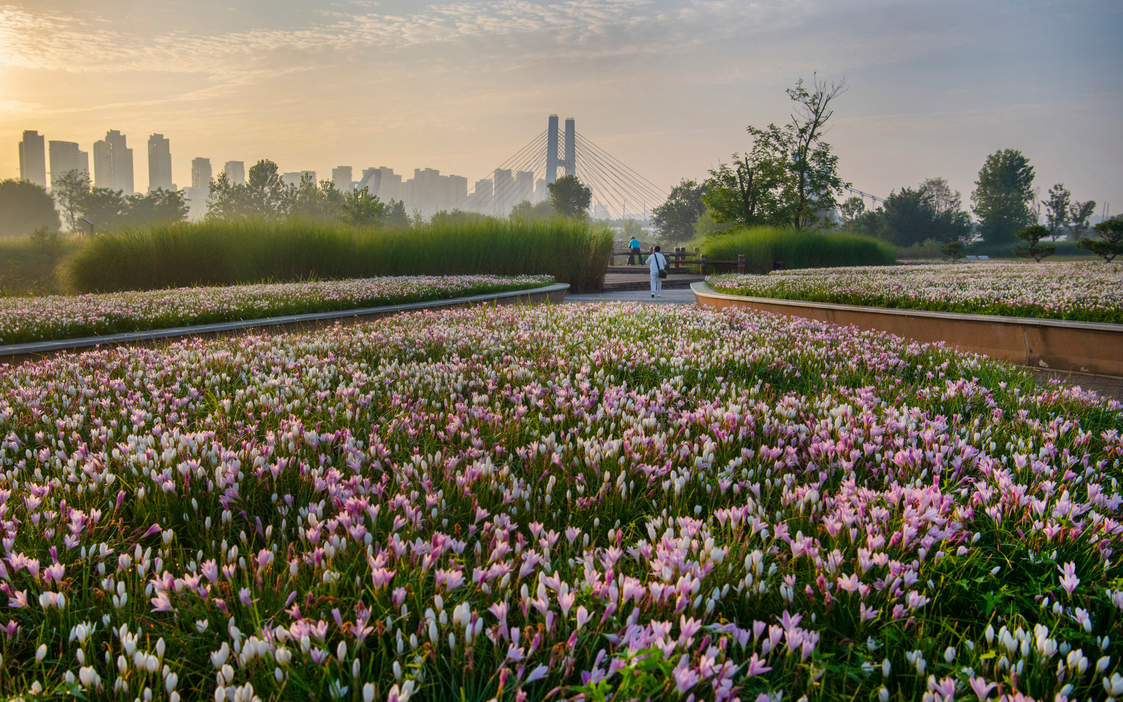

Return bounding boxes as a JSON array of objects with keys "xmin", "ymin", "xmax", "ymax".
[{"xmin": 0, "ymin": 283, "xmax": 569, "ymax": 366}]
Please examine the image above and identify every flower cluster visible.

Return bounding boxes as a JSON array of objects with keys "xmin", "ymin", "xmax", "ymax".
[
  {"xmin": 709, "ymin": 261, "xmax": 1123, "ymax": 323},
  {"xmin": 0, "ymin": 302, "xmax": 1120, "ymax": 701},
  {"xmin": 0, "ymin": 274, "xmax": 553, "ymax": 346}
]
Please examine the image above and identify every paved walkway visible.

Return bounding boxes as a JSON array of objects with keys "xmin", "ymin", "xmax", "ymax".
[{"xmin": 564, "ymin": 290, "xmax": 696, "ymax": 305}]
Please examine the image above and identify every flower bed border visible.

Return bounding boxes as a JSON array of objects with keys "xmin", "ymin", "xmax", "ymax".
[
  {"xmin": 692, "ymin": 282, "xmax": 1123, "ymax": 376},
  {"xmin": 0, "ymin": 282, "xmax": 569, "ymax": 366}
]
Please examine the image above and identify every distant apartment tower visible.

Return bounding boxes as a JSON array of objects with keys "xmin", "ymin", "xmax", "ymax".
[
  {"xmin": 223, "ymin": 161, "xmax": 245, "ymax": 185},
  {"xmin": 93, "ymin": 130, "xmax": 134, "ymax": 194},
  {"xmin": 493, "ymin": 169, "xmax": 514, "ymax": 215},
  {"xmin": 148, "ymin": 134, "xmax": 174, "ymax": 192},
  {"xmin": 469, "ymin": 178, "xmax": 493, "ymax": 212},
  {"xmin": 18, "ymin": 130, "xmax": 47, "ymax": 188},
  {"xmin": 332, "ymin": 166, "xmax": 352, "ymax": 192},
  {"xmin": 48, "ymin": 141, "xmax": 89, "ymax": 187},
  {"xmin": 282, "ymin": 171, "xmax": 315, "ymax": 188},
  {"xmin": 191, "ymin": 158, "xmax": 212, "ymax": 190}
]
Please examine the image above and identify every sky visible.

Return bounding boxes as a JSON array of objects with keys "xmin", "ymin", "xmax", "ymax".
[{"xmin": 2, "ymin": 0, "xmax": 1121, "ymax": 218}]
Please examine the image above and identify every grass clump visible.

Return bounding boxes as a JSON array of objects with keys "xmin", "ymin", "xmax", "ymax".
[
  {"xmin": 701, "ymin": 226, "xmax": 895, "ymax": 272},
  {"xmin": 64, "ymin": 217, "xmax": 613, "ymax": 294}
]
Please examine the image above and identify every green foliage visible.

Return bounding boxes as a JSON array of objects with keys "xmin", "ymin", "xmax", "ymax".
[
  {"xmin": 291, "ymin": 174, "xmax": 345, "ymax": 221},
  {"xmin": 1078, "ymin": 218, "xmax": 1123, "ymax": 262},
  {"xmin": 846, "ymin": 179, "xmax": 972, "ymax": 247},
  {"xmin": 64, "ymin": 218, "xmax": 613, "ymax": 293},
  {"xmin": 1015, "ymin": 224, "xmax": 1056, "ymax": 262},
  {"xmin": 651, "ymin": 179, "xmax": 707, "ymax": 243},
  {"xmin": 0, "ymin": 178, "xmax": 60, "ymax": 237},
  {"xmin": 705, "ymin": 77, "xmax": 847, "ymax": 231},
  {"xmin": 548, "ymin": 175, "xmax": 592, "ymax": 218},
  {"xmin": 384, "ymin": 198, "xmax": 409, "ymax": 228},
  {"xmin": 52, "ymin": 169, "xmax": 91, "ymax": 233},
  {"xmin": 838, "ymin": 196, "xmax": 865, "ymax": 225},
  {"xmin": 972, "ymin": 149, "xmax": 1036, "ymax": 245},
  {"xmin": 701, "ymin": 226, "xmax": 895, "ymax": 273},
  {"xmin": 341, "ymin": 187, "xmax": 386, "ymax": 227},
  {"xmin": 1068, "ymin": 199, "xmax": 1097, "ymax": 239},
  {"xmin": 0, "ymin": 234, "xmax": 81, "ymax": 295},
  {"xmin": 1043, "ymin": 183, "xmax": 1070, "ymax": 241},
  {"xmin": 207, "ymin": 159, "xmax": 294, "ymax": 220},
  {"xmin": 509, "ymin": 199, "xmax": 555, "ymax": 222},
  {"xmin": 942, "ymin": 239, "xmax": 966, "ymax": 260},
  {"xmin": 126, "ymin": 188, "xmax": 190, "ymax": 228}
]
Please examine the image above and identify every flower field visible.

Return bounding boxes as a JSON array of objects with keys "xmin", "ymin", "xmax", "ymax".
[
  {"xmin": 1, "ymin": 302, "xmax": 1122, "ymax": 701},
  {"xmin": 0, "ymin": 275, "xmax": 554, "ymax": 346},
  {"xmin": 708, "ymin": 262, "xmax": 1123, "ymax": 324}
]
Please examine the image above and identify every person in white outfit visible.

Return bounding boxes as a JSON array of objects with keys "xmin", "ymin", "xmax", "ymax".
[{"xmin": 648, "ymin": 245, "xmax": 667, "ymax": 298}]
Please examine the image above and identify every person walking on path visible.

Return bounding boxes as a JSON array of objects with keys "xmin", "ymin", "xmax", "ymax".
[
  {"xmin": 648, "ymin": 245, "xmax": 668, "ymax": 297},
  {"xmin": 628, "ymin": 236, "xmax": 641, "ymax": 265}
]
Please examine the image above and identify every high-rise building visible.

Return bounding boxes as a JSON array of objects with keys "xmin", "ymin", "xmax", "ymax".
[
  {"xmin": 18, "ymin": 130, "xmax": 47, "ymax": 188},
  {"xmin": 493, "ymin": 169, "xmax": 514, "ymax": 215},
  {"xmin": 191, "ymin": 158, "xmax": 212, "ymax": 190},
  {"xmin": 469, "ymin": 178, "xmax": 493, "ymax": 212},
  {"xmin": 223, "ymin": 161, "xmax": 245, "ymax": 185},
  {"xmin": 148, "ymin": 134, "xmax": 173, "ymax": 192},
  {"xmin": 514, "ymin": 171, "xmax": 534, "ymax": 205},
  {"xmin": 93, "ymin": 130, "xmax": 134, "ymax": 194},
  {"xmin": 332, "ymin": 166, "xmax": 352, "ymax": 192},
  {"xmin": 48, "ymin": 141, "xmax": 88, "ymax": 187},
  {"xmin": 282, "ymin": 171, "xmax": 314, "ymax": 188}
]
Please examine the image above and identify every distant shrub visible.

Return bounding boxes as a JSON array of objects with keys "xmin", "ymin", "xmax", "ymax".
[
  {"xmin": 701, "ymin": 227, "xmax": 895, "ymax": 273},
  {"xmin": 64, "ymin": 218, "xmax": 612, "ymax": 294}
]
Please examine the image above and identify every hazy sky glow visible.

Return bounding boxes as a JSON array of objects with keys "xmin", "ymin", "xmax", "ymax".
[{"xmin": 3, "ymin": 0, "xmax": 1121, "ymax": 214}]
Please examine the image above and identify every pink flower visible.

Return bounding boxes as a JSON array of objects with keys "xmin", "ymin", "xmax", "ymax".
[
  {"xmin": 1058, "ymin": 561, "xmax": 1080, "ymax": 595},
  {"xmin": 150, "ymin": 591, "xmax": 173, "ymax": 613},
  {"xmin": 969, "ymin": 676, "xmax": 997, "ymax": 700}
]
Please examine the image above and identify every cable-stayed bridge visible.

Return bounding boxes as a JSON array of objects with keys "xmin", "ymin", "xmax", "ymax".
[{"xmin": 448, "ymin": 115, "xmax": 666, "ymax": 220}]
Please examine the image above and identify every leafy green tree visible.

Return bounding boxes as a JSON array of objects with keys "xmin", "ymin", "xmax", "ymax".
[
  {"xmin": 652, "ymin": 179, "xmax": 707, "ymax": 243},
  {"xmin": 52, "ymin": 169, "xmax": 91, "ymax": 233},
  {"xmin": 125, "ymin": 189, "xmax": 189, "ymax": 227},
  {"xmin": 548, "ymin": 175, "xmax": 592, "ymax": 219},
  {"xmin": 341, "ymin": 187, "xmax": 386, "ymax": 228},
  {"xmin": 0, "ymin": 178, "xmax": 60, "ymax": 237},
  {"xmin": 1014, "ymin": 224, "xmax": 1055, "ymax": 262},
  {"xmin": 207, "ymin": 159, "xmax": 293, "ymax": 220},
  {"xmin": 509, "ymin": 200, "xmax": 554, "ymax": 222},
  {"xmin": 971, "ymin": 149, "xmax": 1036, "ymax": 245},
  {"xmin": 80, "ymin": 187, "xmax": 128, "ymax": 232},
  {"xmin": 785, "ymin": 77, "xmax": 848, "ymax": 230},
  {"xmin": 292, "ymin": 175, "xmax": 345, "ymax": 221},
  {"xmin": 866, "ymin": 179, "xmax": 971, "ymax": 247},
  {"xmin": 1077, "ymin": 218, "xmax": 1123, "ymax": 262},
  {"xmin": 1068, "ymin": 199, "xmax": 1096, "ymax": 240},
  {"xmin": 838, "ymin": 196, "xmax": 865, "ymax": 227},
  {"xmin": 383, "ymin": 199, "xmax": 409, "ymax": 228},
  {"xmin": 941, "ymin": 240, "xmax": 965, "ymax": 260},
  {"xmin": 1043, "ymin": 183, "xmax": 1070, "ymax": 241}
]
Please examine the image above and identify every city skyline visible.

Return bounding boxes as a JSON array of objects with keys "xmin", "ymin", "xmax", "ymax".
[{"xmin": 2, "ymin": 0, "xmax": 1121, "ymax": 217}]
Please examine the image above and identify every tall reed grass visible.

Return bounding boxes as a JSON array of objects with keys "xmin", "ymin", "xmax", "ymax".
[
  {"xmin": 65, "ymin": 218, "xmax": 613, "ymax": 293},
  {"xmin": 701, "ymin": 226, "xmax": 896, "ymax": 272}
]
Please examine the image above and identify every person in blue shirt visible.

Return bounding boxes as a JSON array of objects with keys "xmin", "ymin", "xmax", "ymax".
[{"xmin": 627, "ymin": 236, "xmax": 641, "ymax": 265}]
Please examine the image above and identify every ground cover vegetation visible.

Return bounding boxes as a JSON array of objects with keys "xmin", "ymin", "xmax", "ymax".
[
  {"xmin": 0, "ymin": 302, "xmax": 1121, "ymax": 701},
  {"xmin": 63, "ymin": 218, "xmax": 612, "ymax": 295},
  {"xmin": 702, "ymin": 227, "xmax": 896, "ymax": 273},
  {"xmin": 708, "ymin": 261, "xmax": 1123, "ymax": 324},
  {"xmin": 0, "ymin": 275, "xmax": 552, "ymax": 346}
]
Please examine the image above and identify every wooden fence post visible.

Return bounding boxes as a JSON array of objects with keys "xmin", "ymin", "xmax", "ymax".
[
  {"xmin": 737, "ymin": 254, "xmax": 745, "ymax": 274},
  {"xmin": 699, "ymin": 253, "xmax": 707, "ymax": 276}
]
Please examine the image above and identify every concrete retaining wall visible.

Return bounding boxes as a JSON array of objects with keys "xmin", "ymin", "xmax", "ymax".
[
  {"xmin": 692, "ymin": 282, "xmax": 1123, "ymax": 377},
  {"xmin": 1, "ymin": 283, "xmax": 569, "ymax": 366}
]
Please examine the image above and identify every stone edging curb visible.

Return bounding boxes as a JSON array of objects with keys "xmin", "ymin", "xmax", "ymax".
[
  {"xmin": 692, "ymin": 282, "xmax": 1123, "ymax": 377},
  {"xmin": 0, "ymin": 283, "xmax": 570, "ymax": 366}
]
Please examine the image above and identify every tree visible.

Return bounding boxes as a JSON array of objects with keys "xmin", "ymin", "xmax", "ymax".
[
  {"xmin": 704, "ymin": 76, "xmax": 847, "ymax": 231},
  {"xmin": 1068, "ymin": 199, "xmax": 1096, "ymax": 240},
  {"xmin": 80, "ymin": 187, "xmax": 128, "ymax": 231},
  {"xmin": 509, "ymin": 200, "xmax": 554, "ymax": 222},
  {"xmin": 785, "ymin": 76, "xmax": 848, "ymax": 230},
  {"xmin": 652, "ymin": 179, "xmax": 707, "ymax": 243},
  {"xmin": 1043, "ymin": 183, "xmax": 1070, "ymax": 241},
  {"xmin": 548, "ymin": 175, "xmax": 591, "ymax": 219},
  {"xmin": 125, "ymin": 188, "xmax": 189, "ymax": 227},
  {"xmin": 383, "ymin": 199, "xmax": 409, "ymax": 228},
  {"xmin": 53, "ymin": 169, "xmax": 91, "ymax": 233},
  {"xmin": 941, "ymin": 240, "xmax": 966, "ymax": 260},
  {"xmin": 207, "ymin": 159, "xmax": 293, "ymax": 220},
  {"xmin": 292, "ymin": 175, "xmax": 345, "ymax": 221},
  {"xmin": 971, "ymin": 149, "xmax": 1036, "ymax": 245},
  {"xmin": 838, "ymin": 196, "xmax": 865, "ymax": 226},
  {"xmin": 0, "ymin": 178, "xmax": 60, "ymax": 237},
  {"xmin": 875, "ymin": 180, "xmax": 972, "ymax": 247},
  {"xmin": 1077, "ymin": 218, "xmax": 1123, "ymax": 262},
  {"xmin": 1014, "ymin": 224, "xmax": 1055, "ymax": 263},
  {"xmin": 341, "ymin": 187, "xmax": 386, "ymax": 227}
]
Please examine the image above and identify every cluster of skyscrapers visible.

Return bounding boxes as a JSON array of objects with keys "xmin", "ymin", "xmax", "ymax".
[{"xmin": 17, "ymin": 129, "xmax": 550, "ymax": 220}]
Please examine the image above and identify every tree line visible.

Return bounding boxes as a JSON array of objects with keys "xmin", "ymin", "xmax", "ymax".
[{"xmin": 651, "ymin": 78, "xmax": 1112, "ymax": 258}]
